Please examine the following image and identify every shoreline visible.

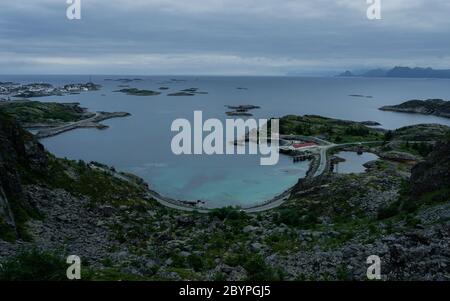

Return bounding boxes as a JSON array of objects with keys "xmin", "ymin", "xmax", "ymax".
[
  {"xmin": 147, "ymin": 183, "xmax": 296, "ymax": 214},
  {"xmin": 92, "ymin": 161, "xmax": 302, "ymax": 213},
  {"xmin": 87, "ymin": 137, "xmax": 385, "ymax": 214}
]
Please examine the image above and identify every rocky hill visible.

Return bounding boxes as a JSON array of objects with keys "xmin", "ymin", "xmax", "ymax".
[
  {"xmin": 410, "ymin": 138, "xmax": 450, "ymax": 197},
  {"xmin": 380, "ymin": 99, "xmax": 450, "ymax": 118}
]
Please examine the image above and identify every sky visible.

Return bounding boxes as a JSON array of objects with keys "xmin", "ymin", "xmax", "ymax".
[{"xmin": 1, "ymin": 0, "xmax": 450, "ymax": 75}]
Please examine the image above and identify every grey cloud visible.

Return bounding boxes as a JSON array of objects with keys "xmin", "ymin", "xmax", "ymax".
[{"xmin": 0, "ymin": 0, "xmax": 449, "ymax": 75}]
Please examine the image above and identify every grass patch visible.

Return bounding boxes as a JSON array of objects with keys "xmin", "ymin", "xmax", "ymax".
[
  {"xmin": 279, "ymin": 115, "xmax": 384, "ymax": 144},
  {"xmin": 0, "ymin": 101, "xmax": 85, "ymax": 124},
  {"xmin": 46, "ymin": 156, "xmax": 147, "ymax": 205}
]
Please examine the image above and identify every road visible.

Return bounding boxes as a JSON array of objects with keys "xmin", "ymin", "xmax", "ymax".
[
  {"xmin": 313, "ymin": 145, "xmax": 333, "ymax": 177},
  {"xmin": 243, "ymin": 140, "xmax": 382, "ymax": 212},
  {"xmin": 147, "ymin": 191, "xmax": 211, "ymax": 213},
  {"xmin": 242, "ymin": 188, "xmax": 292, "ymax": 213}
]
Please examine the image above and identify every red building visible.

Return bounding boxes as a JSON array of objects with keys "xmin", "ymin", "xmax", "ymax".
[{"xmin": 292, "ymin": 142, "xmax": 317, "ymax": 149}]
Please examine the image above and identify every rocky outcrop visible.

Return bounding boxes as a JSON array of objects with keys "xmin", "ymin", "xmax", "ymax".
[
  {"xmin": 0, "ymin": 187, "xmax": 16, "ymax": 237},
  {"xmin": 379, "ymin": 151, "xmax": 419, "ymax": 163},
  {"xmin": 265, "ymin": 222, "xmax": 450, "ymax": 281},
  {"xmin": 410, "ymin": 139, "xmax": 450, "ymax": 197},
  {"xmin": 0, "ymin": 111, "xmax": 48, "ymax": 240}
]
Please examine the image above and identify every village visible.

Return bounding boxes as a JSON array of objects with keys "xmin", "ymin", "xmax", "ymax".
[{"xmin": 0, "ymin": 81, "xmax": 101, "ymax": 100}]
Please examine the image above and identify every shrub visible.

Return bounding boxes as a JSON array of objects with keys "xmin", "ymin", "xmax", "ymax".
[
  {"xmin": 384, "ymin": 130, "xmax": 394, "ymax": 141},
  {"xmin": 273, "ymin": 208, "xmax": 318, "ymax": 228},
  {"xmin": 0, "ymin": 218, "xmax": 16, "ymax": 242},
  {"xmin": 209, "ymin": 207, "xmax": 246, "ymax": 221},
  {"xmin": 187, "ymin": 254, "xmax": 205, "ymax": 272},
  {"xmin": 243, "ymin": 254, "xmax": 282, "ymax": 281},
  {"xmin": 377, "ymin": 202, "xmax": 399, "ymax": 220}
]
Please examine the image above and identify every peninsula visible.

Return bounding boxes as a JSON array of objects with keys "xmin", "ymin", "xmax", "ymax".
[
  {"xmin": 0, "ymin": 100, "xmax": 130, "ymax": 139},
  {"xmin": 379, "ymin": 99, "xmax": 450, "ymax": 118}
]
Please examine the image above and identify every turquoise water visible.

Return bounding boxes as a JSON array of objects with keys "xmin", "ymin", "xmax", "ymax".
[{"xmin": 2, "ymin": 75, "xmax": 450, "ymax": 207}]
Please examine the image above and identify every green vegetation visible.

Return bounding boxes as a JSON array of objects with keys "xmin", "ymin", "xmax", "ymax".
[
  {"xmin": 45, "ymin": 156, "xmax": 147, "ymax": 205},
  {"xmin": 378, "ymin": 186, "xmax": 450, "ymax": 221},
  {"xmin": 0, "ymin": 101, "xmax": 86, "ymax": 124},
  {"xmin": 393, "ymin": 124, "xmax": 450, "ymax": 142},
  {"xmin": 264, "ymin": 231, "xmax": 300, "ymax": 254},
  {"xmin": 0, "ymin": 110, "xmax": 45, "ymax": 241},
  {"xmin": 0, "ymin": 248, "xmax": 68, "ymax": 281},
  {"xmin": 446, "ymin": 130, "xmax": 450, "ymax": 142},
  {"xmin": 0, "ymin": 218, "xmax": 17, "ymax": 242},
  {"xmin": 242, "ymin": 254, "xmax": 283, "ymax": 281},
  {"xmin": 279, "ymin": 115, "xmax": 384, "ymax": 143},
  {"xmin": 273, "ymin": 208, "xmax": 318, "ymax": 228},
  {"xmin": 384, "ymin": 130, "xmax": 394, "ymax": 142},
  {"xmin": 209, "ymin": 206, "xmax": 247, "ymax": 222},
  {"xmin": 2, "ymin": 194, "xmax": 42, "ymax": 242},
  {"xmin": 83, "ymin": 268, "xmax": 150, "ymax": 281},
  {"xmin": 398, "ymin": 141, "xmax": 434, "ymax": 157}
]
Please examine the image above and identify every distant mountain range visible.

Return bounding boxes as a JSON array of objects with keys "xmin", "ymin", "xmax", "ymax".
[{"xmin": 338, "ymin": 67, "xmax": 450, "ymax": 79}]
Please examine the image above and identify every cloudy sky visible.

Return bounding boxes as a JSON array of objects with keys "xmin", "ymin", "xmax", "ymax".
[{"xmin": 1, "ymin": 0, "xmax": 450, "ymax": 75}]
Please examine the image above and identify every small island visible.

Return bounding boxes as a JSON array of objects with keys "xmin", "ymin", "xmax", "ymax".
[
  {"xmin": 114, "ymin": 88, "xmax": 161, "ymax": 96},
  {"xmin": 114, "ymin": 78, "xmax": 143, "ymax": 83},
  {"xmin": 167, "ymin": 92, "xmax": 195, "ymax": 96},
  {"xmin": 379, "ymin": 99, "xmax": 450, "ymax": 118},
  {"xmin": 225, "ymin": 105, "xmax": 260, "ymax": 116},
  {"xmin": 349, "ymin": 94, "xmax": 373, "ymax": 99},
  {"xmin": 168, "ymin": 88, "xmax": 208, "ymax": 96}
]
